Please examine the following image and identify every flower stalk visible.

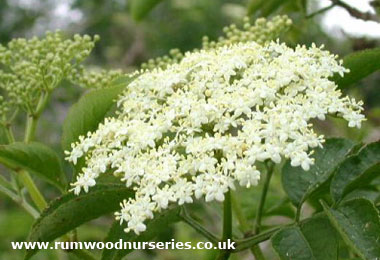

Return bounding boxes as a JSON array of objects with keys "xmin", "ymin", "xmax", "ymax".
[
  {"xmin": 18, "ymin": 92, "xmax": 52, "ymax": 211},
  {"xmin": 180, "ymin": 206, "xmax": 219, "ymax": 244},
  {"xmin": 24, "ymin": 115, "xmax": 38, "ymax": 143},
  {"xmin": 18, "ymin": 170, "xmax": 47, "ymax": 211},
  {"xmin": 24, "ymin": 92, "xmax": 50, "ymax": 143},
  {"xmin": 216, "ymin": 189, "xmax": 233, "ymax": 260},
  {"xmin": 69, "ymin": 248, "xmax": 97, "ymax": 260},
  {"xmin": 0, "ymin": 175, "xmax": 39, "ymax": 218},
  {"xmin": 231, "ymin": 191, "xmax": 265, "ymax": 259},
  {"xmin": 3, "ymin": 124, "xmax": 15, "ymax": 143},
  {"xmin": 248, "ymin": 162, "xmax": 275, "ymax": 259},
  {"xmin": 222, "ymin": 190, "xmax": 232, "ymax": 241},
  {"xmin": 254, "ymin": 162, "xmax": 274, "ymax": 234},
  {"xmin": 234, "ymin": 226, "xmax": 283, "ymax": 252}
]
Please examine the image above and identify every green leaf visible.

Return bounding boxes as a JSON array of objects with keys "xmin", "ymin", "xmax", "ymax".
[
  {"xmin": 247, "ymin": 0, "xmax": 265, "ymax": 15},
  {"xmin": 247, "ymin": 0, "xmax": 291, "ymax": 16},
  {"xmin": 332, "ymin": 48, "xmax": 380, "ymax": 88},
  {"xmin": 271, "ymin": 215, "xmax": 338, "ymax": 260},
  {"xmin": 321, "ymin": 198, "xmax": 380, "ymax": 260},
  {"xmin": 0, "ymin": 142, "xmax": 66, "ymax": 190},
  {"xmin": 299, "ymin": 0, "xmax": 307, "ymax": 14},
  {"xmin": 130, "ymin": 0, "xmax": 163, "ymax": 21},
  {"xmin": 61, "ymin": 76, "xmax": 134, "ymax": 152},
  {"xmin": 102, "ymin": 208, "xmax": 180, "ymax": 260},
  {"xmin": 282, "ymin": 138, "xmax": 355, "ymax": 207},
  {"xmin": 342, "ymin": 187, "xmax": 380, "ymax": 204},
  {"xmin": 261, "ymin": 0, "xmax": 291, "ymax": 16},
  {"xmin": 25, "ymin": 184, "xmax": 134, "ymax": 259},
  {"xmin": 331, "ymin": 141, "xmax": 380, "ymax": 203}
]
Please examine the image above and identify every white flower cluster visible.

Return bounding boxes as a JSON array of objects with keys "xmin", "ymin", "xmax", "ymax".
[{"xmin": 66, "ymin": 40, "xmax": 365, "ymax": 234}]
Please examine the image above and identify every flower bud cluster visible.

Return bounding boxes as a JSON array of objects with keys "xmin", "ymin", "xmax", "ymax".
[
  {"xmin": 141, "ymin": 15, "xmax": 292, "ymax": 71},
  {"xmin": 69, "ymin": 66, "xmax": 123, "ymax": 89},
  {"xmin": 0, "ymin": 31, "xmax": 98, "ymax": 122},
  {"xmin": 202, "ymin": 15, "xmax": 292, "ymax": 49},
  {"xmin": 67, "ymin": 39, "xmax": 365, "ymax": 234},
  {"xmin": 141, "ymin": 49, "xmax": 184, "ymax": 71}
]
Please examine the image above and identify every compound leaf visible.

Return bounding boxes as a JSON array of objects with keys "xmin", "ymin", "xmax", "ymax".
[
  {"xmin": 282, "ymin": 138, "xmax": 355, "ymax": 207},
  {"xmin": 101, "ymin": 208, "xmax": 180, "ymax": 260},
  {"xmin": 331, "ymin": 141, "xmax": 380, "ymax": 203},
  {"xmin": 321, "ymin": 198, "xmax": 380, "ymax": 260},
  {"xmin": 0, "ymin": 142, "xmax": 66, "ymax": 190},
  {"xmin": 25, "ymin": 184, "xmax": 134, "ymax": 259},
  {"xmin": 272, "ymin": 215, "xmax": 338, "ymax": 260}
]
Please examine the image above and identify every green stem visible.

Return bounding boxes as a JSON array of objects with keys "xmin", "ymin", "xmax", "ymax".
[
  {"xmin": 216, "ymin": 250, "xmax": 230, "ymax": 260},
  {"xmin": 222, "ymin": 190, "xmax": 232, "ymax": 241},
  {"xmin": 20, "ymin": 92, "xmax": 51, "ymax": 211},
  {"xmin": 18, "ymin": 170, "xmax": 47, "ymax": 211},
  {"xmin": 2, "ymin": 91, "xmax": 90, "ymax": 258},
  {"xmin": 24, "ymin": 92, "xmax": 50, "ymax": 143},
  {"xmin": 254, "ymin": 162, "xmax": 274, "ymax": 234},
  {"xmin": 251, "ymin": 245, "xmax": 266, "ymax": 260},
  {"xmin": 0, "ymin": 174, "xmax": 14, "ymax": 191},
  {"xmin": 24, "ymin": 115, "xmax": 38, "ymax": 143},
  {"xmin": 234, "ymin": 226, "xmax": 284, "ymax": 252},
  {"xmin": 231, "ymin": 192, "xmax": 265, "ymax": 259},
  {"xmin": 0, "ymin": 125, "xmax": 39, "ymax": 212},
  {"xmin": 1, "ymin": 114, "xmax": 48, "ymax": 212},
  {"xmin": 3, "ymin": 124, "xmax": 15, "ymax": 143},
  {"xmin": 69, "ymin": 249, "xmax": 97, "ymax": 260},
  {"xmin": 180, "ymin": 206, "xmax": 219, "ymax": 244},
  {"xmin": 249, "ymin": 163, "xmax": 275, "ymax": 260},
  {"xmin": 22, "ymin": 91, "xmax": 91, "ymax": 258},
  {"xmin": 0, "ymin": 176, "xmax": 39, "ymax": 218},
  {"xmin": 1, "ymin": 124, "xmax": 19, "ymax": 193},
  {"xmin": 10, "ymin": 175, "xmax": 22, "ymax": 195},
  {"xmin": 216, "ymin": 190, "xmax": 232, "ymax": 260},
  {"xmin": 35, "ymin": 92, "xmax": 50, "ymax": 116},
  {"xmin": 295, "ymin": 203, "xmax": 302, "ymax": 223}
]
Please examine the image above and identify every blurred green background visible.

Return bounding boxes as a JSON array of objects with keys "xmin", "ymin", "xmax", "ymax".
[{"xmin": 0, "ymin": 0, "xmax": 379, "ymax": 259}]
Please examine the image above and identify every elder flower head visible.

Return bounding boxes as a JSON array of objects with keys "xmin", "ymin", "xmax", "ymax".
[{"xmin": 66, "ymin": 39, "xmax": 364, "ymax": 234}]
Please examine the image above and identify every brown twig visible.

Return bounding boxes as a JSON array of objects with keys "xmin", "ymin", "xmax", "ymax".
[
  {"xmin": 333, "ymin": 0, "xmax": 379, "ymax": 22},
  {"xmin": 307, "ymin": 0, "xmax": 379, "ymax": 21},
  {"xmin": 306, "ymin": 3, "xmax": 336, "ymax": 19}
]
